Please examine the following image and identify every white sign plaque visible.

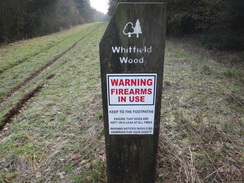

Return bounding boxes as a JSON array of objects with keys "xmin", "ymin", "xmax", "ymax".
[{"xmin": 107, "ymin": 73, "xmax": 157, "ymax": 135}]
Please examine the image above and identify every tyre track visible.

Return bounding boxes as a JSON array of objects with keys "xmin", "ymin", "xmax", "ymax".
[
  {"xmin": 0, "ymin": 24, "xmax": 102, "ymax": 129},
  {"xmin": 0, "ymin": 84, "xmax": 44, "ymax": 130},
  {"xmin": 0, "ymin": 43, "xmax": 60, "ymax": 75},
  {"xmin": 0, "ymin": 29, "xmax": 92, "ymax": 75},
  {"xmin": 0, "ymin": 24, "xmax": 102, "ymax": 105}
]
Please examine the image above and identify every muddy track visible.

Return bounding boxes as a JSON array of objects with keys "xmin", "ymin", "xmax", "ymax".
[
  {"xmin": 0, "ymin": 24, "xmax": 102, "ymax": 105},
  {"xmin": 0, "ymin": 84, "xmax": 44, "ymax": 130}
]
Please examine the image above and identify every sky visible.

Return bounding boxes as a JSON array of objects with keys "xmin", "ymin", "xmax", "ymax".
[{"xmin": 90, "ymin": 0, "xmax": 109, "ymax": 14}]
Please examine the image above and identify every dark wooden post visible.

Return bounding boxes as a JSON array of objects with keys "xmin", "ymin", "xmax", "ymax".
[{"xmin": 100, "ymin": 1, "xmax": 166, "ymax": 182}]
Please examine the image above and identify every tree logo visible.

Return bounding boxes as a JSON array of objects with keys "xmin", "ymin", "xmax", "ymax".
[{"xmin": 123, "ymin": 19, "xmax": 142, "ymax": 38}]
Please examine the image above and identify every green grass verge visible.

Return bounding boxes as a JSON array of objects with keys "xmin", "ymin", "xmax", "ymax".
[
  {"xmin": 0, "ymin": 23, "xmax": 102, "ymax": 103},
  {"xmin": 0, "ymin": 23, "xmax": 107, "ymax": 182}
]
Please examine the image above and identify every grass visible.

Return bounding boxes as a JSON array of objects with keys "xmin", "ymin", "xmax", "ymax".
[
  {"xmin": 157, "ymin": 39, "xmax": 243, "ymax": 182},
  {"xmin": 0, "ymin": 23, "xmax": 243, "ymax": 182},
  {"xmin": 0, "ymin": 23, "xmax": 103, "ymax": 124},
  {"xmin": 0, "ymin": 23, "xmax": 101, "ymax": 104},
  {"xmin": 0, "ymin": 24, "xmax": 98, "ymax": 73},
  {"xmin": 0, "ymin": 23, "xmax": 106, "ymax": 182}
]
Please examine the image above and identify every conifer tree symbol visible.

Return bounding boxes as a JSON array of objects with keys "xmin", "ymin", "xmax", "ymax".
[{"xmin": 123, "ymin": 19, "xmax": 142, "ymax": 38}]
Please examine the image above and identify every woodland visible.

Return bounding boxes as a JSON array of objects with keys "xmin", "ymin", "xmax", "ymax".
[
  {"xmin": 108, "ymin": 0, "xmax": 244, "ymax": 51},
  {"xmin": 0, "ymin": 0, "xmax": 108, "ymax": 43},
  {"xmin": 1, "ymin": 0, "xmax": 243, "ymax": 52}
]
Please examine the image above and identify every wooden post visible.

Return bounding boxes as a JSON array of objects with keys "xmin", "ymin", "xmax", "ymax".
[{"xmin": 100, "ymin": 2, "xmax": 166, "ymax": 183}]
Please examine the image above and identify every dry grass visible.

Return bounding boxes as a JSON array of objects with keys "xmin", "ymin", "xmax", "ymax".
[{"xmin": 156, "ymin": 39, "xmax": 243, "ymax": 183}]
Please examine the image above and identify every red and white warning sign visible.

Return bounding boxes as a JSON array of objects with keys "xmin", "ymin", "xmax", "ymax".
[{"xmin": 107, "ymin": 74, "xmax": 157, "ymax": 135}]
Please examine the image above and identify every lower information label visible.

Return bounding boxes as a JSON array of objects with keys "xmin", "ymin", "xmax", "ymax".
[{"xmin": 107, "ymin": 74, "xmax": 157, "ymax": 135}]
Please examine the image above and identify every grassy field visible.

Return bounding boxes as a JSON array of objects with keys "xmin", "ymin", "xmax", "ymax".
[{"xmin": 0, "ymin": 22, "xmax": 243, "ymax": 182}]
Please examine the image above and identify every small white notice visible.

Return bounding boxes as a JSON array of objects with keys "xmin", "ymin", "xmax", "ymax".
[{"xmin": 107, "ymin": 73, "xmax": 157, "ymax": 135}]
